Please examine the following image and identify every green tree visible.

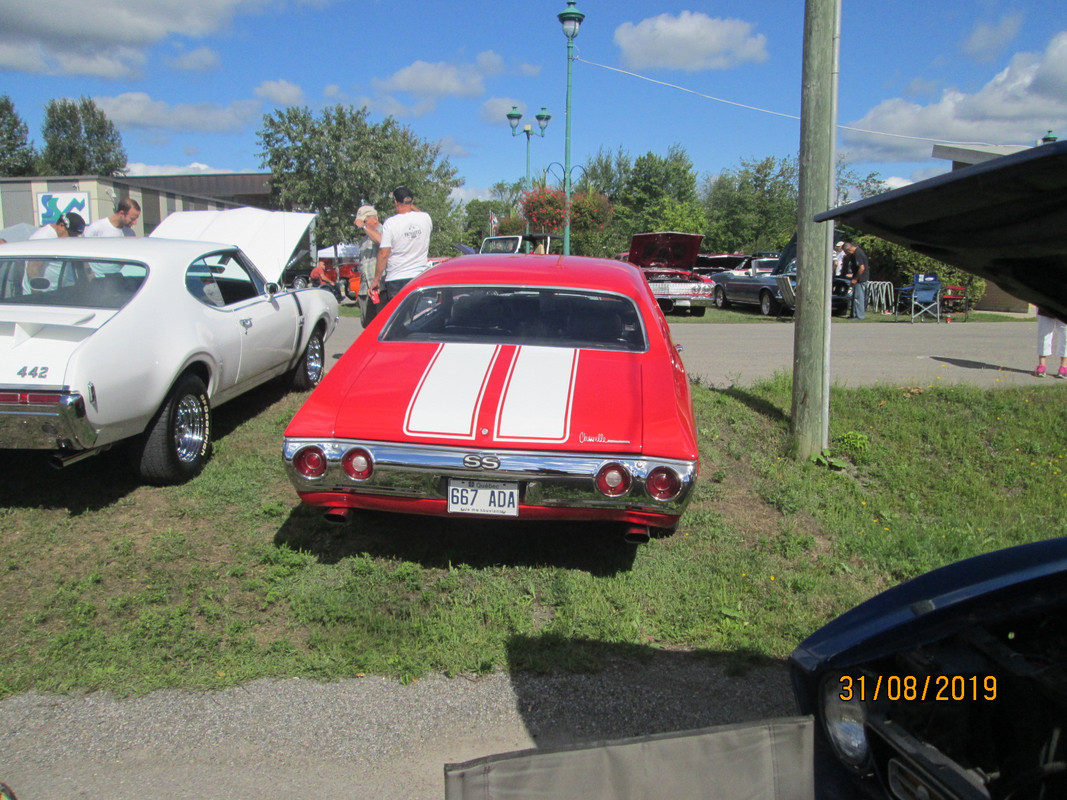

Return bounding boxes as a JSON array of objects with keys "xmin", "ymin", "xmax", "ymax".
[
  {"xmin": 619, "ymin": 144, "xmax": 699, "ymax": 237},
  {"xmin": 258, "ymin": 105, "xmax": 462, "ymax": 255},
  {"xmin": 0, "ymin": 96, "xmax": 36, "ymax": 176},
  {"xmin": 40, "ymin": 97, "xmax": 126, "ymax": 176},
  {"xmin": 860, "ymin": 235, "xmax": 986, "ymax": 306},
  {"xmin": 702, "ymin": 156, "xmax": 798, "ymax": 253}
]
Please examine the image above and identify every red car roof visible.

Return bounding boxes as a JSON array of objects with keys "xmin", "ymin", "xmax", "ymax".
[{"xmin": 417, "ymin": 253, "xmax": 653, "ymax": 297}]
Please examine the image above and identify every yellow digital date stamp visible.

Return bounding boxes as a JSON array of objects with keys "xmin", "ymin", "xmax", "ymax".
[{"xmin": 839, "ymin": 674, "xmax": 997, "ymax": 702}]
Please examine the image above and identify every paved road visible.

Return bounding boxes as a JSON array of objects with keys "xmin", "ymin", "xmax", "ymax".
[
  {"xmin": 328, "ymin": 310, "xmax": 1040, "ymax": 388},
  {"xmin": 0, "ymin": 312, "xmax": 1041, "ymax": 800}
]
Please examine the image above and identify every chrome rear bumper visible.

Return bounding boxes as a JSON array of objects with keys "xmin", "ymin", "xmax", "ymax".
[
  {"xmin": 0, "ymin": 390, "xmax": 98, "ymax": 450},
  {"xmin": 283, "ymin": 438, "xmax": 698, "ymax": 517}
]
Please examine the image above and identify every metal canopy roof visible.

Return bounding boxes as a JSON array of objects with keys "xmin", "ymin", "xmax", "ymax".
[{"xmin": 815, "ymin": 139, "xmax": 1067, "ymax": 321}]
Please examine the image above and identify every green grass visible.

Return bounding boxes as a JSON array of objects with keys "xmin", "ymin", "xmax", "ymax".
[{"xmin": 0, "ymin": 376, "xmax": 1064, "ymax": 695}]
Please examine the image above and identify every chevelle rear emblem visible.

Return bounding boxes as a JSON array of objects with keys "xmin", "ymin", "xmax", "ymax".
[
  {"xmin": 579, "ymin": 432, "xmax": 631, "ymax": 444},
  {"xmin": 463, "ymin": 454, "xmax": 500, "ymax": 470}
]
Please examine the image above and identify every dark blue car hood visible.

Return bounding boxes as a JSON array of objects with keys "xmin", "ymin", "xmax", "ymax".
[{"xmin": 791, "ymin": 536, "xmax": 1067, "ymax": 673}]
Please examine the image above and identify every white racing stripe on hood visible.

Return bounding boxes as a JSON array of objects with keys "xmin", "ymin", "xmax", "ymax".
[
  {"xmin": 496, "ymin": 346, "xmax": 577, "ymax": 442},
  {"xmin": 404, "ymin": 343, "xmax": 499, "ymax": 439}
]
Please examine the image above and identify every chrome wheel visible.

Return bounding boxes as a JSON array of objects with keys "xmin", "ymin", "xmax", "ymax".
[{"xmin": 173, "ymin": 392, "xmax": 209, "ymax": 464}]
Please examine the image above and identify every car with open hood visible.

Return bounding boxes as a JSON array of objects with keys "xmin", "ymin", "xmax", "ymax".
[
  {"xmin": 0, "ymin": 208, "xmax": 338, "ymax": 484},
  {"xmin": 790, "ymin": 536, "xmax": 1067, "ymax": 800},
  {"xmin": 283, "ymin": 252, "xmax": 700, "ymax": 542},
  {"xmin": 626, "ymin": 232, "xmax": 715, "ymax": 317}
]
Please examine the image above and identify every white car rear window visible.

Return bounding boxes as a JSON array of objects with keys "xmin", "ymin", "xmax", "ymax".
[{"xmin": 0, "ymin": 258, "xmax": 147, "ymax": 310}]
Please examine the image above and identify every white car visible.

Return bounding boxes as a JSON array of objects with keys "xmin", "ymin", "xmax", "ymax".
[{"xmin": 0, "ymin": 211, "xmax": 338, "ymax": 484}]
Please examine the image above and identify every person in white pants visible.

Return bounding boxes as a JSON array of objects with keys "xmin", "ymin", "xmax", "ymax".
[{"xmin": 1034, "ymin": 306, "xmax": 1067, "ymax": 378}]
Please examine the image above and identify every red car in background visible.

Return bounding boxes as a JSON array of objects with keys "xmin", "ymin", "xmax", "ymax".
[
  {"xmin": 625, "ymin": 232, "xmax": 715, "ymax": 317},
  {"xmin": 283, "ymin": 253, "xmax": 700, "ymax": 541}
]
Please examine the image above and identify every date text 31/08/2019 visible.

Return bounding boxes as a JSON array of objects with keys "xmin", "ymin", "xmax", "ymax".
[{"xmin": 839, "ymin": 674, "xmax": 997, "ymax": 703}]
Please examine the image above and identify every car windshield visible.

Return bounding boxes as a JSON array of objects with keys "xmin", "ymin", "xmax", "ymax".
[
  {"xmin": 381, "ymin": 286, "xmax": 647, "ymax": 352},
  {"xmin": 0, "ymin": 258, "xmax": 148, "ymax": 310}
]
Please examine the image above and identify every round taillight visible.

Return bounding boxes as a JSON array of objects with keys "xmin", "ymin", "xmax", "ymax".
[
  {"xmin": 342, "ymin": 447, "xmax": 373, "ymax": 480},
  {"xmin": 646, "ymin": 467, "xmax": 682, "ymax": 500},
  {"xmin": 293, "ymin": 445, "xmax": 328, "ymax": 478},
  {"xmin": 595, "ymin": 463, "xmax": 631, "ymax": 497}
]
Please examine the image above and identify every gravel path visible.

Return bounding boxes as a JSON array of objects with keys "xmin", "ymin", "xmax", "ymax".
[{"xmin": 1, "ymin": 658, "xmax": 793, "ymax": 799}]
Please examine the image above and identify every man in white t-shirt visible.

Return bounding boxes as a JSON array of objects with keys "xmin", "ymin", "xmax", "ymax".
[
  {"xmin": 84, "ymin": 198, "xmax": 140, "ymax": 238},
  {"xmin": 370, "ymin": 185, "xmax": 433, "ymax": 303}
]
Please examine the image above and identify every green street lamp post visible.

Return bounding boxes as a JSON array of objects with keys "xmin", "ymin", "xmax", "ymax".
[
  {"xmin": 506, "ymin": 105, "xmax": 551, "ymax": 192},
  {"xmin": 507, "ymin": 105, "xmax": 551, "ymax": 246},
  {"xmin": 558, "ymin": 0, "xmax": 584, "ymax": 255}
]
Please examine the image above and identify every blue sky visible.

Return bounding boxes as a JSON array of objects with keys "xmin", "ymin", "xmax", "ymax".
[{"xmin": 2, "ymin": 0, "xmax": 1065, "ymax": 203}]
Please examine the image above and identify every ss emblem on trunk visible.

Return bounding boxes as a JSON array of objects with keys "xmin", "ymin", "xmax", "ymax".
[{"xmin": 463, "ymin": 454, "xmax": 500, "ymax": 470}]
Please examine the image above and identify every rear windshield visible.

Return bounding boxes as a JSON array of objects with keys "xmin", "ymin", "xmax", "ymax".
[
  {"xmin": 0, "ymin": 258, "xmax": 147, "ymax": 310},
  {"xmin": 381, "ymin": 286, "xmax": 647, "ymax": 352}
]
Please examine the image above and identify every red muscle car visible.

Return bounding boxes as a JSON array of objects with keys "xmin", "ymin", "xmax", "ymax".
[{"xmin": 282, "ymin": 253, "xmax": 700, "ymax": 541}]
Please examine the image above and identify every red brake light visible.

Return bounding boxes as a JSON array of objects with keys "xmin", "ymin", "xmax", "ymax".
[
  {"xmin": 646, "ymin": 467, "xmax": 682, "ymax": 500},
  {"xmin": 595, "ymin": 463, "xmax": 631, "ymax": 497},
  {"xmin": 342, "ymin": 447, "xmax": 373, "ymax": 480},
  {"xmin": 293, "ymin": 446, "xmax": 328, "ymax": 478}
]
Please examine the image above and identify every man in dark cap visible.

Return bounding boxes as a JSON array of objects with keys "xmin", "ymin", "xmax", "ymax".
[
  {"xmin": 30, "ymin": 211, "xmax": 85, "ymax": 239},
  {"xmin": 369, "ymin": 185, "xmax": 433, "ymax": 304}
]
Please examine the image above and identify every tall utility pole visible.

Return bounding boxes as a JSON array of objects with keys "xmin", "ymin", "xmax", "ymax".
[{"xmin": 792, "ymin": 0, "xmax": 841, "ymax": 459}]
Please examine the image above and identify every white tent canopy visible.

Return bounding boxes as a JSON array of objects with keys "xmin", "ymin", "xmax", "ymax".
[{"xmin": 317, "ymin": 242, "xmax": 360, "ymax": 261}]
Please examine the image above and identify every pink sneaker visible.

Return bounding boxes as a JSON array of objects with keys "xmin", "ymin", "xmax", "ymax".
[
  {"xmin": 1058, "ymin": 366, "xmax": 1067, "ymax": 379},
  {"xmin": 1035, "ymin": 365, "xmax": 1047, "ymax": 377}
]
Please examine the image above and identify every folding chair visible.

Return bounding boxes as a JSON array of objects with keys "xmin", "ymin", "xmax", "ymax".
[
  {"xmin": 895, "ymin": 273, "xmax": 941, "ymax": 322},
  {"xmin": 775, "ymin": 274, "xmax": 796, "ymax": 319},
  {"xmin": 941, "ymin": 284, "xmax": 968, "ymax": 318}
]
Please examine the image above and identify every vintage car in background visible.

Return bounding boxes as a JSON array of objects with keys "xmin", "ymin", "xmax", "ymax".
[
  {"xmin": 790, "ymin": 536, "xmax": 1067, "ymax": 800},
  {"xmin": 626, "ymin": 232, "xmax": 715, "ymax": 317},
  {"xmin": 713, "ymin": 244, "xmax": 853, "ymax": 316},
  {"xmin": 283, "ymin": 253, "xmax": 700, "ymax": 542},
  {"xmin": 0, "ymin": 212, "xmax": 338, "ymax": 484},
  {"xmin": 479, "ymin": 233, "xmax": 557, "ymax": 254}
]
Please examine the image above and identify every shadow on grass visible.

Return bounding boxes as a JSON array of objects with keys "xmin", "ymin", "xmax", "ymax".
[
  {"xmin": 274, "ymin": 506, "xmax": 640, "ymax": 576},
  {"xmin": 719, "ymin": 385, "xmax": 790, "ymax": 423},
  {"xmin": 502, "ymin": 634, "xmax": 791, "ymax": 747},
  {"xmin": 0, "ymin": 378, "xmax": 294, "ymax": 513}
]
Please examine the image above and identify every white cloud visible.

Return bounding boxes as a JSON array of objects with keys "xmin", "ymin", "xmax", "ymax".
[
  {"xmin": 254, "ymin": 79, "xmax": 305, "ymax": 106},
  {"xmin": 482, "ymin": 97, "xmax": 523, "ymax": 125},
  {"xmin": 125, "ymin": 161, "xmax": 247, "ymax": 176},
  {"xmin": 614, "ymin": 12, "xmax": 768, "ymax": 72},
  {"xmin": 841, "ymin": 32, "xmax": 1067, "ymax": 164},
  {"xmin": 0, "ymin": 40, "xmax": 145, "ymax": 79},
  {"xmin": 169, "ymin": 46, "xmax": 221, "ymax": 72},
  {"xmin": 450, "ymin": 185, "xmax": 492, "ymax": 204},
  {"xmin": 0, "ymin": 0, "xmax": 265, "ymax": 77},
  {"xmin": 364, "ymin": 50, "xmax": 511, "ymax": 118},
  {"xmin": 437, "ymin": 135, "xmax": 470, "ymax": 159},
  {"xmin": 96, "ymin": 92, "xmax": 261, "ymax": 133},
  {"xmin": 961, "ymin": 13, "xmax": 1023, "ymax": 63}
]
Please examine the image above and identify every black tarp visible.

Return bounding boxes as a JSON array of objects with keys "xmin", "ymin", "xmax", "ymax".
[{"xmin": 814, "ymin": 140, "xmax": 1067, "ymax": 322}]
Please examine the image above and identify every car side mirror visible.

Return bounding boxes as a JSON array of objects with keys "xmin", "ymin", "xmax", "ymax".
[{"xmin": 265, "ymin": 282, "xmax": 280, "ymax": 296}]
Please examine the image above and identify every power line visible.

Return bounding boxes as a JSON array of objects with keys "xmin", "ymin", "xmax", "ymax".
[{"xmin": 575, "ymin": 56, "xmax": 1002, "ymax": 149}]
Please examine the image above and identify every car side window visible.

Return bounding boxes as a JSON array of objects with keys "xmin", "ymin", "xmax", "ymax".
[{"xmin": 186, "ymin": 252, "xmax": 264, "ymax": 307}]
